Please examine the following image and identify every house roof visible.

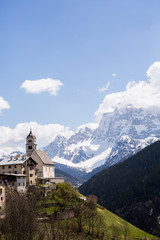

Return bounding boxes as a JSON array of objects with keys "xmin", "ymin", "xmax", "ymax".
[
  {"xmin": 32, "ymin": 149, "xmax": 54, "ymax": 165},
  {"xmin": 0, "ymin": 156, "xmax": 36, "ymax": 166}
]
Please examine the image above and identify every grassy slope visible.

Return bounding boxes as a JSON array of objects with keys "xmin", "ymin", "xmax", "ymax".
[
  {"xmin": 38, "ymin": 183, "xmax": 157, "ymax": 239},
  {"xmin": 98, "ymin": 208, "xmax": 156, "ymax": 239}
]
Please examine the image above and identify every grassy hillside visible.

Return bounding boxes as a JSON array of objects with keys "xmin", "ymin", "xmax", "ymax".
[
  {"xmin": 98, "ymin": 208, "xmax": 155, "ymax": 239},
  {"xmin": 1, "ymin": 182, "xmax": 157, "ymax": 239},
  {"xmin": 38, "ymin": 183, "xmax": 156, "ymax": 239},
  {"xmin": 79, "ymin": 140, "xmax": 160, "ymax": 236}
]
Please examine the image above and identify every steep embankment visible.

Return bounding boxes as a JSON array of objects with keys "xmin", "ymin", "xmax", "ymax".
[
  {"xmin": 38, "ymin": 182, "xmax": 156, "ymax": 239},
  {"xmin": 79, "ymin": 140, "xmax": 160, "ymax": 236}
]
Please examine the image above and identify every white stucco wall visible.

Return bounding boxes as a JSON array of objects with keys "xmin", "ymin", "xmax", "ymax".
[
  {"xmin": 43, "ymin": 165, "xmax": 55, "ymax": 178},
  {"xmin": 16, "ymin": 177, "xmax": 26, "ymax": 192}
]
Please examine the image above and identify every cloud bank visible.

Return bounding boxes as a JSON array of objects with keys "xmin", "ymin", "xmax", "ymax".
[
  {"xmin": 0, "ymin": 97, "xmax": 10, "ymax": 113},
  {"xmin": 21, "ymin": 78, "xmax": 63, "ymax": 95},
  {"xmin": 0, "ymin": 122, "xmax": 73, "ymax": 153},
  {"xmin": 95, "ymin": 62, "xmax": 160, "ymax": 121}
]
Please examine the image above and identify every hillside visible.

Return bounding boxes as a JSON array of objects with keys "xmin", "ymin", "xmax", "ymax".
[
  {"xmin": 37, "ymin": 183, "xmax": 156, "ymax": 239},
  {"xmin": 79, "ymin": 140, "xmax": 160, "ymax": 236},
  {"xmin": 1, "ymin": 181, "xmax": 156, "ymax": 239}
]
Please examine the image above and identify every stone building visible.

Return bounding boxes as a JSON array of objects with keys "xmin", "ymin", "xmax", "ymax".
[
  {"xmin": 26, "ymin": 129, "xmax": 58, "ymax": 183},
  {"xmin": 0, "ymin": 155, "xmax": 37, "ymax": 186},
  {"xmin": 0, "ymin": 129, "xmax": 64, "ymax": 212}
]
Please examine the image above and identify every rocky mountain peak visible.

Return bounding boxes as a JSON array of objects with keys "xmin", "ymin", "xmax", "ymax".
[{"xmin": 36, "ymin": 107, "xmax": 160, "ymax": 178}]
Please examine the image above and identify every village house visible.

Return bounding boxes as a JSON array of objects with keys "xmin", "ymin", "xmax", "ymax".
[
  {"xmin": 0, "ymin": 154, "xmax": 37, "ymax": 186},
  {"xmin": 0, "ymin": 130, "xmax": 64, "ymax": 212}
]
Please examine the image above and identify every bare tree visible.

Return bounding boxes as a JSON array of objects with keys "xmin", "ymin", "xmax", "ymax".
[
  {"xmin": 86, "ymin": 195, "xmax": 98, "ymax": 236},
  {"xmin": 3, "ymin": 189, "xmax": 38, "ymax": 240},
  {"xmin": 74, "ymin": 199, "xmax": 86, "ymax": 232},
  {"xmin": 121, "ymin": 222, "xmax": 130, "ymax": 240}
]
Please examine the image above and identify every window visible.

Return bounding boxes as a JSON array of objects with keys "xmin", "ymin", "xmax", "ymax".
[
  {"xmin": 15, "ymin": 165, "xmax": 17, "ymax": 168},
  {"xmin": 23, "ymin": 171, "xmax": 26, "ymax": 174},
  {"xmin": 2, "ymin": 166, "xmax": 5, "ymax": 169},
  {"xmin": 1, "ymin": 197, "xmax": 3, "ymax": 201},
  {"xmin": 28, "ymin": 146, "xmax": 32, "ymax": 150},
  {"xmin": 8, "ymin": 166, "xmax": 11, "ymax": 169},
  {"xmin": 0, "ymin": 189, "xmax": 2, "ymax": 194},
  {"xmin": 28, "ymin": 140, "xmax": 32, "ymax": 143},
  {"xmin": 19, "ymin": 183, "xmax": 20, "ymax": 186},
  {"xmin": 30, "ymin": 174, "xmax": 33, "ymax": 177},
  {"xmin": 15, "ymin": 171, "xmax": 17, "ymax": 174},
  {"xmin": 30, "ymin": 180, "xmax": 32, "ymax": 184}
]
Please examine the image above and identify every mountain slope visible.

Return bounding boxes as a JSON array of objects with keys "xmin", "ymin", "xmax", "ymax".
[
  {"xmin": 79, "ymin": 140, "xmax": 160, "ymax": 236},
  {"xmin": 38, "ymin": 182, "xmax": 156, "ymax": 239},
  {"xmin": 55, "ymin": 168, "xmax": 83, "ymax": 187},
  {"xmin": 43, "ymin": 107, "xmax": 160, "ymax": 178},
  {"xmin": 99, "ymin": 208, "xmax": 155, "ymax": 239}
]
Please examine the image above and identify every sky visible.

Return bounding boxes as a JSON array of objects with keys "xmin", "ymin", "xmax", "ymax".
[{"xmin": 1, "ymin": 0, "xmax": 160, "ymax": 152}]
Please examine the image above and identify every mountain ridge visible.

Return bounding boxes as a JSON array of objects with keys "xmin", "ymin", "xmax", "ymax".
[{"xmin": 42, "ymin": 107, "xmax": 160, "ymax": 178}]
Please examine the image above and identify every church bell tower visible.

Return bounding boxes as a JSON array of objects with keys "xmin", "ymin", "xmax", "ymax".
[{"xmin": 26, "ymin": 129, "xmax": 37, "ymax": 156}]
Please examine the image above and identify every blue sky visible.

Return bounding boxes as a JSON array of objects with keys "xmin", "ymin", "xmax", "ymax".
[{"xmin": 1, "ymin": 0, "xmax": 160, "ymax": 152}]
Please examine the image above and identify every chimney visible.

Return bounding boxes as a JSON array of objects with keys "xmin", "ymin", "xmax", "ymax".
[{"xmin": 16, "ymin": 154, "xmax": 20, "ymax": 160}]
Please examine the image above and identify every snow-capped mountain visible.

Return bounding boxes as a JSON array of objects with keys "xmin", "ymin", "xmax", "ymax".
[{"xmin": 43, "ymin": 107, "xmax": 160, "ymax": 178}]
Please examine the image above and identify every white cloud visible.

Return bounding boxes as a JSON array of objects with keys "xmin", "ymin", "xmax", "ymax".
[
  {"xmin": 0, "ymin": 122, "xmax": 73, "ymax": 153},
  {"xmin": 21, "ymin": 78, "xmax": 63, "ymax": 95},
  {"xmin": 95, "ymin": 62, "xmax": 160, "ymax": 121},
  {"xmin": 112, "ymin": 73, "xmax": 117, "ymax": 78},
  {"xmin": 98, "ymin": 82, "xmax": 110, "ymax": 92},
  {"xmin": 0, "ymin": 97, "xmax": 10, "ymax": 113}
]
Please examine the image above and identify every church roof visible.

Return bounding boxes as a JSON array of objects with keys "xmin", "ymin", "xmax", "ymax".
[
  {"xmin": 27, "ymin": 129, "xmax": 36, "ymax": 139},
  {"xmin": 32, "ymin": 150, "xmax": 54, "ymax": 165}
]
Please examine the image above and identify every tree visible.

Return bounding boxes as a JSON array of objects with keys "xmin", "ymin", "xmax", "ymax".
[
  {"xmin": 3, "ymin": 189, "xmax": 38, "ymax": 240},
  {"xmin": 86, "ymin": 195, "xmax": 98, "ymax": 236},
  {"xmin": 74, "ymin": 199, "xmax": 86, "ymax": 232}
]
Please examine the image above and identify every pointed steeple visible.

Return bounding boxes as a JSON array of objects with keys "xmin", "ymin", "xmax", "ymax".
[{"xmin": 26, "ymin": 129, "xmax": 37, "ymax": 156}]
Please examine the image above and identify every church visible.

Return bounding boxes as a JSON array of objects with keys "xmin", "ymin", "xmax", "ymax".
[
  {"xmin": 26, "ymin": 129, "xmax": 55, "ymax": 181},
  {"xmin": 0, "ymin": 130, "xmax": 64, "ymax": 211}
]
